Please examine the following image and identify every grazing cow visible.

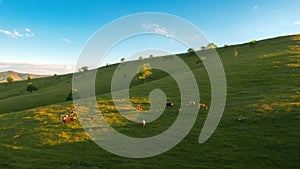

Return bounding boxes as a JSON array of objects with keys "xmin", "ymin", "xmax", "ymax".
[
  {"xmin": 91, "ymin": 116, "xmax": 95, "ymax": 121},
  {"xmin": 142, "ymin": 120, "xmax": 146, "ymax": 127},
  {"xmin": 188, "ymin": 101, "xmax": 196, "ymax": 105},
  {"xmin": 166, "ymin": 102, "xmax": 174, "ymax": 107},
  {"xmin": 62, "ymin": 116, "xmax": 69, "ymax": 123},
  {"xmin": 238, "ymin": 117, "xmax": 246, "ymax": 121},
  {"xmin": 60, "ymin": 114, "xmax": 65, "ymax": 120},
  {"xmin": 60, "ymin": 114, "xmax": 68, "ymax": 120},
  {"xmin": 137, "ymin": 105, "xmax": 143, "ymax": 111},
  {"xmin": 199, "ymin": 103, "xmax": 208, "ymax": 109},
  {"xmin": 69, "ymin": 110, "xmax": 76, "ymax": 115},
  {"xmin": 70, "ymin": 116, "xmax": 77, "ymax": 121}
]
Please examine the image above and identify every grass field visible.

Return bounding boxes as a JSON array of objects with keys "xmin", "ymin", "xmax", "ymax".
[{"xmin": 0, "ymin": 34, "xmax": 299, "ymax": 168}]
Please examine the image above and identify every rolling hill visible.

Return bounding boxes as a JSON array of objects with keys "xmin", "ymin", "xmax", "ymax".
[
  {"xmin": 0, "ymin": 70, "xmax": 48, "ymax": 83},
  {"xmin": 0, "ymin": 34, "xmax": 299, "ymax": 169}
]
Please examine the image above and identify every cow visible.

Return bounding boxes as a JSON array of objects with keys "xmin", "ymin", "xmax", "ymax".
[
  {"xmin": 166, "ymin": 102, "xmax": 174, "ymax": 107},
  {"xmin": 188, "ymin": 101, "xmax": 196, "ymax": 105},
  {"xmin": 199, "ymin": 103, "xmax": 208, "ymax": 109},
  {"xmin": 62, "ymin": 116, "xmax": 69, "ymax": 123},
  {"xmin": 69, "ymin": 110, "xmax": 76, "ymax": 115},
  {"xmin": 137, "ymin": 105, "xmax": 143, "ymax": 111},
  {"xmin": 142, "ymin": 120, "xmax": 146, "ymax": 127},
  {"xmin": 70, "ymin": 116, "xmax": 77, "ymax": 121},
  {"xmin": 60, "ymin": 114, "xmax": 68, "ymax": 120}
]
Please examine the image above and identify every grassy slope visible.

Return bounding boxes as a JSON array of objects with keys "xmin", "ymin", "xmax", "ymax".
[{"xmin": 0, "ymin": 34, "xmax": 299, "ymax": 169}]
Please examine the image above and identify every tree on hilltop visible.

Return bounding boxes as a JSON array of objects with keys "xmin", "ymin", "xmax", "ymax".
[
  {"xmin": 78, "ymin": 66, "xmax": 89, "ymax": 72},
  {"xmin": 6, "ymin": 76, "xmax": 14, "ymax": 83}
]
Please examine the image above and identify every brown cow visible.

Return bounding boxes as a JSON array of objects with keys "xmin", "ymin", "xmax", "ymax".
[{"xmin": 199, "ymin": 103, "xmax": 208, "ymax": 109}]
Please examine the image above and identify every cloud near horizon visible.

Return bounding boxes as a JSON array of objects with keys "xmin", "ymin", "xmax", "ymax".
[
  {"xmin": 0, "ymin": 27, "xmax": 34, "ymax": 38},
  {"xmin": 142, "ymin": 23, "xmax": 173, "ymax": 37},
  {"xmin": 0, "ymin": 62, "xmax": 75, "ymax": 75},
  {"xmin": 293, "ymin": 20, "xmax": 300, "ymax": 25},
  {"xmin": 63, "ymin": 38, "xmax": 72, "ymax": 43}
]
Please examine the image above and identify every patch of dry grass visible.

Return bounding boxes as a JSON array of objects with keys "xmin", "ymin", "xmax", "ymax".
[
  {"xmin": 286, "ymin": 63, "xmax": 300, "ymax": 67},
  {"xmin": 260, "ymin": 51, "xmax": 287, "ymax": 59},
  {"xmin": 292, "ymin": 34, "xmax": 300, "ymax": 41}
]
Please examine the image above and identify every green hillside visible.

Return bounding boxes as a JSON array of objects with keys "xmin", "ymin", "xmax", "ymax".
[{"xmin": 0, "ymin": 34, "xmax": 299, "ymax": 169}]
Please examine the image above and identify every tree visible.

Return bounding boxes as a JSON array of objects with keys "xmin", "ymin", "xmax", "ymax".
[
  {"xmin": 187, "ymin": 48, "xmax": 195, "ymax": 53},
  {"xmin": 6, "ymin": 76, "xmax": 14, "ymax": 83},
  {"xmin": 78, "ymin": 66, "xmax": 88, "ymax": 72},
  {"xmin": 149, "ymin": 54, "xmax": 154, "ymax": 59},
  {"xmin": 206, "ymin": 42, "xmax": 218, "ymax": 49},
  {"xmin": 26, "ymin": 82, "xmax": 38, "ymax": 93},
  {"xmin": 196, "ymin": 56, "xmax": 206, "ymax": 64},
  {"xmin": 201, "ymin": 43, "xmax": 218, "ymax": 50},
  {"xmin": 139, "ymin": 56, "xmax": 144, "ymax": 60},
  {"xmin": 121, "ymin": 58, "xmax": 125, "ymax": 62},
  {"xmin": 66, "ymin": 89, "xmax": 79, "ymax": 101},
  {"xmin": 136, "ymin": 63, "xmax": 152, "ymax": 82},
  {"xmin": 249, "ymin": 40, "xmax": 256, "ymax": 47},
  {"xmin": 27, "ymin": 75, "xmax": 32, "ymax": 80}
]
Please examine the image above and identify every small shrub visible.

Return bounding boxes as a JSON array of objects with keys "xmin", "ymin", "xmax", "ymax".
[
  {"xmin": 149, "ymin": 54, "xmax": 154, "ymax": 59},
  {"xmin": 66, "ymin": 89, "xmax": 79, "ymax": 101},
  {"xmin": 26, "ymin": 82, "xmax": 38, "ymax": 93},
  {"xmin": 187, "ymin": 48, "xmax": 195, "ymax": 53},
  {"xmin": 250, "ymin": 40, "xmax": 256, "ymax": 47}
]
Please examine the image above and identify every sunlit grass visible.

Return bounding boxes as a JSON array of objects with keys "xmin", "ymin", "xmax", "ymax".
[
  {"xmin": 286, "ymin": 63, "xmax": 300, "ymax": 67},
  {"xmin": 292, "ymin": 34, "xmax": 300, "ymax": 41},
  {"xmin": 97, "ymin": 97, "xmax": 151, "ymax": 126}
]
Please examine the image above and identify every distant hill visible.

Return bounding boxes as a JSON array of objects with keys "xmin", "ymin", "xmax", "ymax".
[{"xmin": 0, "ymin": 70, "xmax": 49, "ymax": 82}]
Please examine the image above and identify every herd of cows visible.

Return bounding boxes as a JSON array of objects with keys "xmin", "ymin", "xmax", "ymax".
[
  {"xmin": 59, "ymin": 101, "xmax": 208, "ymax": 127},
  {"xmin": 166, "ymin": 101, "xmax": 208, "ymax": 109}
]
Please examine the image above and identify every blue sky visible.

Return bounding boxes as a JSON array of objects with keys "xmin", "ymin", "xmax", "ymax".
[{"xmin": 0, "ymin": 0, "xmax": 299, "ymax": 74}]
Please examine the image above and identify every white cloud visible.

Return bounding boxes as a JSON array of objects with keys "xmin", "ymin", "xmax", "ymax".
[
  {"xmin": 63, "ymin": 38, "xmax": 72, "ymax": 43},
  {"xmin": 25, "ymin": 27, "xmax": 31, "ymax": 32},
  {"xmin": 0, "ymin": 29, "xmax": 13, "ymax": 37},
  {"xmin": 142, "ymin": 23, "xmax": 173, "ymax": 37},
  {"xmin": 0, "ymin": 27, "xmax": 35, "ymax": 38},
  {"xmin": 293, "ymin": 20, "xmax": 300, "ymax": 25},
  {"xmin": 24, "ymin": 27, "xmax": 34, "ymax": 37},
  {"xmin": 13, "ymin": 30, "xmax": 24, "ymax": 37},
  {"xmin": 0, "ymin": 62, "xmax": 75, "ymax": 75}
]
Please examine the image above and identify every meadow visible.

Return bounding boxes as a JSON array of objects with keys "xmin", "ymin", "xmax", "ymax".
[{"xmin": 0, "ymin": 34, "xmax": 299, "ymax": 169}]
